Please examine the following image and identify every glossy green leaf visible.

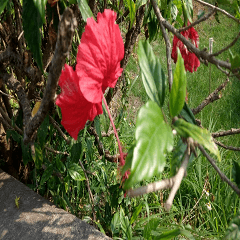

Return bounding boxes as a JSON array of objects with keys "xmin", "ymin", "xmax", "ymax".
[
  {"xmin": 174, "ymin": 118, "xmax": 221, "ymax": 161},
  {"xmin": 232, "ymin": 160, "xmax": 240, "ymax": 188},
  {"xmin": 229, "ymin": 49, "xmax": 240, "ymax": 69},
  {"xmin": 138, "ymin": 40, "xmax": 166, "ymax": 107},
  {"xmin": 169, "ymin": 49, "xmax": 186, "ymax": 117},
  {"xmin": 23, "ymin": 0, "xmax": 46, "ymax": 71},
  {"xmin": 180, "ymin": 102, "xmax": 196, "ymax": 124},
  {"xmin": 127, "ymin": 0, "xmax": 136, "ymax": 28},
  {"xmin": 182, "ymin": 0, "xmax": 193, "ymax": 24},
  {"xmin": 77, "ymin": 0, "xmax": 94, "ymax": 22},
  {"xmin": 67, "ymin": 163, "xmax": 85, "ymax": 181},
  {"xmin": 124, "ymin": 101, "xmax": 173, "ymax": 189},
  {"xmin": 0, "ymin": 0, "xmax": 9, "ymax": 15}
]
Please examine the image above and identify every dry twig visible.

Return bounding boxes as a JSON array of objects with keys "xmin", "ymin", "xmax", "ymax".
[
  {"xmin": 192, "ymin": 78, "xmax": 229, "ymax": 115},
  {"xmin": 213, "ymin": 139, "xmax": 240, "ymax": 152},
  {"xmin": 198, "ymin": 145, "xmax": 240, "ymax": 196}
]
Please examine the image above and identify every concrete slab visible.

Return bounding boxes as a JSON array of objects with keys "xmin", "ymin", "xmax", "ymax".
[{"xmin": 0, "ymin": 169, "xmax": 111, "ymax": 240}]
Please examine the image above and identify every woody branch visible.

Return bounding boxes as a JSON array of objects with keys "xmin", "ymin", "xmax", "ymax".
[{"xmin": 150, "ymin": 0, "xmax": 238, "ymax": 76}]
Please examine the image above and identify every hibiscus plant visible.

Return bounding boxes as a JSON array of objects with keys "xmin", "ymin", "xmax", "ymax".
[{"xmin": 1, "ymin": 0, "xmax": 240, "ymax": 238}]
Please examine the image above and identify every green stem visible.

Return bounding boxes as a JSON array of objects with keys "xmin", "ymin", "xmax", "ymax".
[{"xmin": 102, "ymin": 96, "xmax": 124, "ymax": 166}]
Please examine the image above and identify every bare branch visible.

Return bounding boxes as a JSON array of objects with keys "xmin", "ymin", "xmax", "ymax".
[
  {"xmin": 49, "ymin": 116, "xmax": 70, "ymax": 144},
  {"xmin": 198, "ymin": 145, "xmax": 240, "ymax": 196},
  {"xmin": 212, "ymin": 128, "xmax": 240, "ymax": 138},
  {"xmin": 44, "ymin": 146, "xmax": 69, "ymax": 156},
  {"xmin": 213, "ymin": 139, "xmax": 240, "ymax": 151},
  {"xmin": 88, "ymin": 126, "xmax": 118, "ymax": 162},
  {"xmin": 2, "ymin": 74, "xmax": 32, "ymax": 127},
  {"xmin": 150, "ymin": 0, "xmax": 233, "ymax": 72},
  {"xmin": 165, "ymin": 150, "xmax": 190, "ymax": 211},
  {"xmin": 127, "ymin": 149, "xmax": 190, "ymax": 212},
  {"xmin": 0, "ymin": 106, "xmax": 23, "ymax": 134},
  {"xmin": 151, "ymin": 0, "xmax": 173, "ymax": 90},
  {"xmin": 211, "ymin": 31, "xmax": 240, "ymax": 57},
  {"xmin": 194, "ymin": 0, "xmax": 240, "ymax": 24},
  {"xmin": 24, "ymin": 8, "xmax": 77, "ymax": 144},
  {"xmin": 178, "ymin": 9, "xmax": 216, "ymax": 32},
  {"xmin": 192, "ymin": 78, "xmax": 229, "ymax": 115}
]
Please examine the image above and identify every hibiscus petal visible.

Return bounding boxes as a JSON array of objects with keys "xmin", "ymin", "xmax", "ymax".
[
  {"xmin": 56, "ymin": 64, "xmax": 102, "ymax": 140},
  {"xmin": 76, "ymin": 9, "xmax": 124, "ymax": 103}
]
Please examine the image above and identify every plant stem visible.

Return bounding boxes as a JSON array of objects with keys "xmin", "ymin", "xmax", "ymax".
[{"xmin": 103, "ymin": 96, "xmax": 124, "ymax": 166}]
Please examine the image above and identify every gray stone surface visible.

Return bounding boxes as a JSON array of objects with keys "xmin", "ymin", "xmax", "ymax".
[{"xmin": 0, "ymin": 169, "xmax": 111, "ymax": 240}]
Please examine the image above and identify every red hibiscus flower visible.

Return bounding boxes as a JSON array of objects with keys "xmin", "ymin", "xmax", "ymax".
[
  {"xmin": 171, "ymin": 25, "xmax": 200, "ymax": 72},
  {"xmin": 76, "ymin": 9, "xmax": 124, "ymax": 103},
  {"xmin": 56, "ymin": 65, "xmax": 103, "ymax": 140},
  {"xmin": 56, "ymin": 10, "xmax": 124, "ymax": 140}
]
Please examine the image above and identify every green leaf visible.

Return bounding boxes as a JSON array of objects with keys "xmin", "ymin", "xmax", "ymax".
[
  {"xmin": 22, "ymin": 0, "xmax": 46, "ymax": 71},
  {"xmin": 111, "ymin": 212, "xmax": 121, "ymax": 236},
  {"xmin": 70, "ymin": 142, "xmax": 82, "ymax": 163},
  {"xmin": 229, "ymin": 49, "xmax": 240, "ymax": 69},
  {"xmin": 171, "ymin": 139, "xmax": 195, "ymax": 176},
  {"xmin": 127, "ymin": 0, "xmax": 136, "ymax": 28},
  {"xmin": 143, "ymin": 218, "xmax": 159, "ymax": 239},
  {"xmin": 158, "ymin": 228, "xmax": 181, "ymax": 239},
  {"xmin": 138, "ymin": 40, "xmax": 166, "ymax": 107},
  {"xmin": 38, "ymin": 115, "xmax": 49, "ymax": 148},
  {"xmin": 197, "ymin": 9, "xmax": 205, "ymax": 19},
  {"xmin": 124, "ymin": 101, "xmax": 173, "ymax": 189},
  {"xmin": 40, "ymin": 164, "xmax": 53, "ymax": 185},
  {"xmin": 67, "ymin": 162, "xmax": 85, "ymax": 181},
  {"xmin": 77, "ymin": 0, "xmax": 94, "ymax": 22},
  {"xmin": 180, "ymin": 102, "xmax": 196, "ymax": 124},
  {"xmin": 0, "ymin": 0, "xmax": 9, "ymax": 15},
  {"xmin": 174, "ymin": 118, "xmax": 221, "ymax": 161},
  {"xmin": 130, "ymin": 203, "xmax": 143, "ymax": 224},
  {"xmin": 182, "ymin": 0, "xmax": 193, "ymax": 24},
  {"xmin": 169, "ymin": 49, "xmax": 186, "ymax": 117},
  {"xmin": 223, "ymin": 213, "xmax": 240, "ymax": 240},
  {"xmin": 232, "ymin": 160, "xmax": 240, "ymax": 188},
  {"xmin": 6, "ymin": 130, "xmax": 21, "ymax": 144},
  {"xmin": 34, "ymin": 143, "xmax": 43, "ymax": 168},
  {"xmin": 21, "ymin": 140, "xmax": 31, "ymax": 166}
]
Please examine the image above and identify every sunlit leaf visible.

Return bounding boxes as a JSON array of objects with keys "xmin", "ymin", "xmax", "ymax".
[
  {"xmin": 138, "ymin": 40, "xmax": 166, "ymax": 107},
  {"xmin": 124, "ymin": 101, "xmax": 173, "ymax": 189},
  {"xmin": 32, "ymin": 101, "xmax": 41, "ymax": 117},
  {"xmin": 127, "ymin": 0, "xmax": 136, "ymax": 28},
  {"xmin": 229, "ymin": 49, "xmax": 240, "ymax": 69},
  {"xmin": 67, "ymin": 162, "xmax": 85, "ymax": 181},
  {"xmin": 174, "ymin": 118, "xmax": 221, "ymax": 161},
  {"xmin": 77, "ymin": 0, "xmax": 94, "ymax": 22},
  {"xmin": 169, "ymin": 49, "xmax": 186, "ymax": 117}
]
